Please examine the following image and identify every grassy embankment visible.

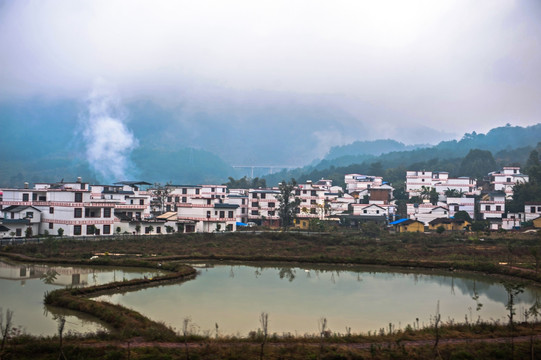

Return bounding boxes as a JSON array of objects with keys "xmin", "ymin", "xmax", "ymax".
[{"xmin": 2, "ymin": 230, "xmax": 541, "ymax": 359}]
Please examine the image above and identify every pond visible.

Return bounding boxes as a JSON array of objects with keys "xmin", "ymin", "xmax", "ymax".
[
  {"xmin": 0, "ymin": 258, "xmax": 164, "ymax": 336},
  {"xmin": 93, "ymin": 263, "xmax": 541, "ymax": 336}
]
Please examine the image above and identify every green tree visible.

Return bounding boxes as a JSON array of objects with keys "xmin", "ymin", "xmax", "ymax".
[
  {"xmin": 453, "ymin": 210, "xmax": 472, "ymax": 223},
  {"xmin": 57, "ymin": 228, "xmax": 64, "ymax": 237},
  {"xmin": 458, "ymin": 149, "xmax": 497, "ymax": 179},
  {"xmin": 25, "ymin": 226, "xmax": 33, "ymax": 238},
  {"xmin": 276, "ymin": 179, "xmax": 301, "ymax": 230},
  {"xmin": 135, "ymin": 224, "xmax": 141, "ymax": 235}
]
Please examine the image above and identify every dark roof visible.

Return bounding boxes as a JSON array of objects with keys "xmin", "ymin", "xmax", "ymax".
[
  {"xmin": 214, "ymin": 203, "xmax": 239, "ymax": 209},
  {"xmin": 251, "ymin": 190, "xmax": 279, "ymax": 194},
  {"xmin": 114, "ymin": 181, "xmax": 152, "ymax": 186},
  {"xmin": 3, "ymin": 219, "xmax": 30, "ymax": 224},
  {"xmin": 428, "ymin": 218, "xmax": 468, "ymax": 225},
  {"xmin": 0, "ymin": 225, "xmax": 10, "ymax": 232},
  {"xmin": 403, "ymin": 219, "xmax": 424, "ymax": 225},
  {"xmin": 227, "ymin": 194, "xmax": 248, "ymax": 198},
  {"xmin": 167, "ymin": 184, "xmax": 202, "ymax": 188},
  {"xmin": 102, "ymin": 190, "xmax": 135, "ymax": 195},
  {"xmin": 2, "ymin": 205, "xmax": 40, "ymax": 213}
]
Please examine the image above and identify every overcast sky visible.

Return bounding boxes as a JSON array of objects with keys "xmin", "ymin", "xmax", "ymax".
[{"xmin": 1, "ymin": 0, "xmax": 540, "ymax": 145}]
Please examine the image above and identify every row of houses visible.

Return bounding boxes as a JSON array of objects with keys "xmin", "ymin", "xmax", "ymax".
[{"xmin": 0, "ymin": 164, "xmax": 539, "ymax": 237}]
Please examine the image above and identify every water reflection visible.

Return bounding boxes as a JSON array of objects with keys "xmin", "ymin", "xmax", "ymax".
[
  {"xmin": 95, "ymin": 263, "xmax": 541, "ymax": 336},
  {"xmin": 0, "ymin": 258, "xmax": 165, "ymax": 336}
]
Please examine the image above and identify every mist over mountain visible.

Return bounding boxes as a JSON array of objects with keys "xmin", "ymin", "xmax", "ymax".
[
  {"xmin": 0, "ymin": 94, "xmax": 539, "ymax": 189},
  {"xmin": 264, "ymin": 123, "xmax": 541, "ymax": 186}
]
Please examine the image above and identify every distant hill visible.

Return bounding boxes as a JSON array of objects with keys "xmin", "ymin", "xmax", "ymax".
[
  {"xmin": 264, "ymin": 123, "xmax": 541, "ymax": 186},
  {"xmin": 0, "ymin": 99, "xmax": 237, "ymax": 187},
  {"xmin": 325, "ymin": 139, "xmax": 424, "ymax": 160}
]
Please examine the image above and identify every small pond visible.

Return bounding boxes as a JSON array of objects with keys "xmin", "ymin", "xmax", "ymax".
[
  {"xmin": 0, "ymin": 259, "xmax": 164, "ymax": 336},
  {"xmin": 93, "ymin": 263, "xmax": 541, "ymax": 336}
]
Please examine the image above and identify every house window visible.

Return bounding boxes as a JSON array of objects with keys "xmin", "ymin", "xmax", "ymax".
[
  {"xmin": 139, "ymin": 199, "xmax": 144, "ymax": 205},
  {"xmin": 241, "ymin": 208, "xmax": 245, "ymax": 214},
  {"xmin": 311, "ymin": 190, "xmax": 317, "ymax": 196},
  {"xmin": 303, "ymin": 190, "xmax": 307, "ymax": 194},
  {"xmin": 167, "ymin": 197, "xmax": 172, "ymax": 202},
  {"xmin": 310, "ymin": 200, "xmax": 316, "ymax": 205},
  {"xmin": 49, "ymin": 223, "xmax": 54, "ymax": 230},
  {"xmin": 74, "ymin": 208, "xmax": 82, "ymax": 218},
  {"xmin": 241, "ymin": 199, "xmax": 245, "ymax": 205},
  {"xmin": 496, "ymin": 205, "xmax": 501, "ymax": 211},
  {"xmin": 376, "ymin": 210, "xmax": 380, "ymax": 214},
  {"xmin": 269, "ymin": 202, "xmax": 275, "ymax": 208},
  {"xmin": 26, "ymin": 212, "xmax": 33, "ymax": 218},
  {"xmin": 75, "ymin": 193, "xmax": 83, "ymax": 202},
  {"xmin": 207, "ymin": 199, "xmax": 211, "ymax": 205},
  {"xmin": 104, "ymin": 208, "xmax": 111, "ymax": 218},
  {"xmin": 295, "ymin": 190, "xmax": 300, "ymax": 195},
  {"xmin": 182, "ymin": 188, "xmax": 187, "ymax": 194},
  {"xmin": 49, "ymin": 207, "xmax": 54, "ymax": 214},
  {"xmin": 251, "ymin": 210, "xmax": 259, "ymax": 215},
  {"xmin": 538, "ymin": 207, "xmax": 541, "ymax": 212},
  {"xmin": 175, "ymin": 196, "xmax": 179, "ymax": 203},
  {"xmin": 156, "ymin": 227, "xmax": 161, "ymax": 233},
  {"xmin": 485, "ymin": 205, "xmax": 490, "ymax": 211},
  {"xmin": 22, "ymin": 193, "xmax": 29, "ymax": 201},
  {"xmin": 87, "ymin": 225, "xmax": 95, "ymax": 235},
  {"xmin": 219, "ymin": 211, "xmax": 225, "ymax": 218},
  {"xmin": 228, "ymin": 211, "xmax": 233, "ymax": 218},
  {"xmin": 145, "ymin": 227, "xmax": 151, "ymax": 234},
  {"xmin": 195, "ymin": 189, "xmax": 200, "ymax": 195},
  {"xmin": 268, "ymin": 211, "xmax": 275, "ymax": 216},
  {"xmin": 166, "ymin": 205, "xmax": 171, "ymax": 212},
  {"xmin": 363, "ymin": 210, "xmax": 367, "ymax": 214},
  {"xmin": 32, "ymin": 193, "xmax": 38, "ymax": 201},
  {"xmin": 261, "ymin": 193, "xmax": 266, "ymax": 199},
  {"xmin": 206, "ymin": 211, "xmax": 211, "ymax": 218},
  {"xmin": 507, "ymin": 177, "xmax": 511, "ymax": 183},
  {"xmin": 74, "ymin": 225, "xmax": 82, "ymax": 235},
  {"xmin": 182, "ymin": 197, "xmax": 187, "ymax": 203},
  {"xmin": 310, "ymin": 208, "xmax": 316, "ymax": 214},
  {"xmin": 252, "ymin": 202, "xmax": 258, "ymax": 207},
  {"xmin": 103, "ymin": 225, "xmax": 110, "ymax": 234}
]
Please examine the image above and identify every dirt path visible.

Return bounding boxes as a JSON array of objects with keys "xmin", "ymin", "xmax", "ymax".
[{"xmin": 77, "ymin": 334, "xmax": 541, "ymax": 350}]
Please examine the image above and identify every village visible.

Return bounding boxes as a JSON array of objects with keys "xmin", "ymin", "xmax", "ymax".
[{"xmin": 0, "ymin": 165, "xmax": 539, "ymax": 239}]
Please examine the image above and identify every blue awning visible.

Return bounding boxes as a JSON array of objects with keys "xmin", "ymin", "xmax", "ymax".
[
  {"xmin": 236, "ymin": 222, "xmax": 248, "ymax": 226},
  {"xmin": 389, "ymin": 218, "xmax": 409, "ymax": 225}
]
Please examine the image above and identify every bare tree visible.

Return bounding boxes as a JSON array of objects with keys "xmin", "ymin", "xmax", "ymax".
[
  {"xmin": 0, "ymin": 308, "xmax": 13, "ymax": 354},
  {"xmin": 57, "ymin": 316, "xmax": 67, "ymax": 360},
  {"xmin": 318, "ymin": 317, "xmax": 327, "ymax": 360},
  {"xmin": 433, "ymin": 301, "xmax": 441, "ymax": 357},
  {"xmin": 259, "ymin": 312, "xmax": 269, "ymax": 360},
  {"xmin": 182, "ymin": 317, "xmax": 190, "ymax": 360},
  {"xmin": 150, "ymin": 182, "xmax": 172, "ymax": 216}
]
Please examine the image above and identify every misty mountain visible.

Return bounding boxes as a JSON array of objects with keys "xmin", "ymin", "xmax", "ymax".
[
  {"xmin": 0, "ymin": 99, "xmax": 239, "ymax": 187},
  {"xmin": 325, "ymin": 139, "xmax": 425, "ymax": 160},
  {"xmin": 264, "ymin": 123, "xmax": 541, "ymax": 186}
]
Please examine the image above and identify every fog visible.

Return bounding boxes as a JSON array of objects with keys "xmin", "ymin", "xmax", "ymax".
[{"xmin": 1, "ymin": 0, "xmax": 540, "ymax": 151}]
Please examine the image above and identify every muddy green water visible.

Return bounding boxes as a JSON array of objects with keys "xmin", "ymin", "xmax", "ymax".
[{"xmin": 94, "ymin": 263, "xmax": 541, "ymax": 336}]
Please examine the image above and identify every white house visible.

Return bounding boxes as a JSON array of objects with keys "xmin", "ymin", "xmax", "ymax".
[
  {"xmin": 446, "ymin": 197, "xmax": 475, "ymax": 219},
  {"xmin": 1, "ymin": 178, "xmax": 116, "ymax": 237},
  {"xmin": 479, "ymin": 192, "xmax": 506, "ymax": 220},
  {"xmin": 407, "ymin": 203, "xmax": 449, "ymax": 225},
  {"xmin": 489, "ymin": 167, "xmax": 529, "ymax": 198},
  {"xmin": 1, "ymin": 205, "xmax": 41, "ymax": 237},
  {"xmin": 345, "ymin": 174, "xmax": 383, "ymax": 195}
]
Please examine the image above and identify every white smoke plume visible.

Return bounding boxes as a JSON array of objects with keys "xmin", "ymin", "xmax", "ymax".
[{"xmin": 82, "ymin": 80, "xmax": 138, "ymax": 182}]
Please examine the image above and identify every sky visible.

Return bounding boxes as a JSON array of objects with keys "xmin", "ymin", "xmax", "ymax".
[{"xmin": 1, "ymin": 0, "xmax": 541, "ymax": 148}]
